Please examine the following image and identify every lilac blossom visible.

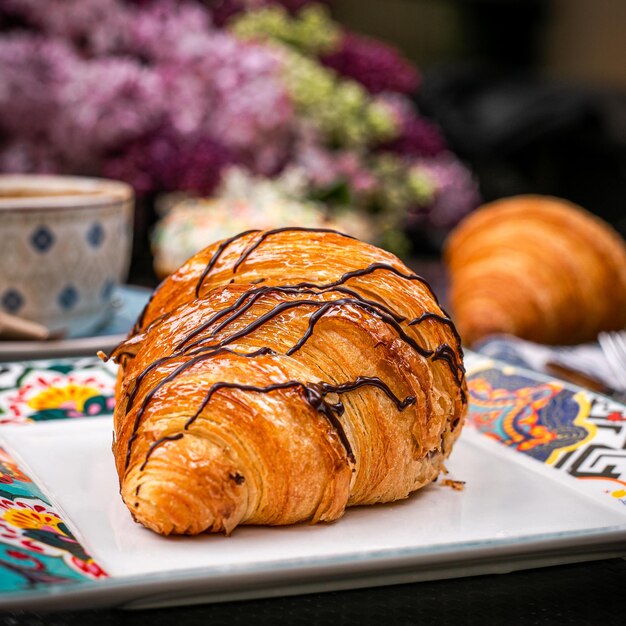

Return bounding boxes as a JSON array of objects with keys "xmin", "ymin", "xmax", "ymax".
[
  {"xmin": 0, "ymin": 139, "xmax": 62, "ymax": 174},
  {"xmin": 292, "ymin": 125, "xmax": 377, "ymax": 198},
  {"xmin": 2, "ymin": 0, "xmax": 132, "ymax": 55},
  {"xmin": 0, "ymin": 34, "xmax": 75, "ymax": 138},
  {"xmin": 0, "ymin": 0, "xmax": 479, "ymax": 236},
  {"xmin": 104, "ymin": 127, "xmax": 232, "ymax": 196},
  {"xmin": 408, "ymin": 154, "xmax": 481, "ymax": 229},
  {"xmin": 321, "ymin": 32, "xmax": 419, "ymax": 95},
  {"xmin": 51, "ymin": 58, "xmax": 166, "ymax": 170},
  {"xmin": 158, "ymin": 32, "xmax": 293, "ymax": 174},
  {"xmin": 207, "ymin": 0, "xmax": 268, "ymax": 28},
  {"xmin": 125, "ymin": 0, "xmax": 215, "ymax": 62},
  {"xmin": 378, "ymin": 94, "xmax": 445, "ymax": 157}
]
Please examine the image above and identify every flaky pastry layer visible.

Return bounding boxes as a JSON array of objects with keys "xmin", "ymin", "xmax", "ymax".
[{"xmin": 109, "ymin": 229, "xmax": 466, "ymax": 535}]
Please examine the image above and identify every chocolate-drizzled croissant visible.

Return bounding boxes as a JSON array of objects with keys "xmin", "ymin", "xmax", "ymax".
[
  {"xmin": 445, "ymin": 196, "xmax": 626, "ymax": 346},
  {"xmin": 108, "ymin": 229, "xmax": 466, "ymax": 535}
]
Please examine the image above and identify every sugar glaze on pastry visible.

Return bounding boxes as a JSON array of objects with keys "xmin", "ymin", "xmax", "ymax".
[{"xmin": 107, "ymin": 228, "xmax": 467, "ymax": 535}]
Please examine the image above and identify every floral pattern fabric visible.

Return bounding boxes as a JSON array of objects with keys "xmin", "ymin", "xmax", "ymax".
[
  {"xmin": 0, "ymin": 358, "xmax": 117, "ymax": 425},
  {"xmin": 0, "ymin": 357, "xmax": 113, "ymax": 593},
  {"xmin": 0, "ymin": 445, "xmax": 107, "ymax": 592}
]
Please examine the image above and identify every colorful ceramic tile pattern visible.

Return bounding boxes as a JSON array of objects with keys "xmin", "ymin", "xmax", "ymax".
[
  {"xmin": 467, "ymin": 363, "xmax": 626, "ymax": 509},
  {"xmin": 0, "ymin": 444, "xmax": 107, "ymax": 591},
  {"xmin": 0, "ymin": 357, "xmax": 113, "ymax": 592},
  {"xmin": 0, "ymin": 358, "xmax": 117, "ymax": 425}
]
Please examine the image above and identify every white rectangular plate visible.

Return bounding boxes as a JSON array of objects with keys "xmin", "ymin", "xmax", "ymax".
[{"xmin": 0, "ymin": 415, "xmax": 624, "ymax": 610}]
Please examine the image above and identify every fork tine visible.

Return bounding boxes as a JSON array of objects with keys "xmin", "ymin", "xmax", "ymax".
[
  {"xmin": 609, "ymin": 331, "xmax": 626, "ymax": 368},
  {"xmin": 598, "ymin": 333, "xmax": 623, "ymax": 388},
  {"xmin": 598, "ymin": 334, "xmax": 618, "ymax": 386},
  {"xmin": 598, "ymin": 332, "xmax": 626, "ymax": 390},
  {"xmin": 613, "ymin": 330, "xmax": 626, "ymax": 356}
]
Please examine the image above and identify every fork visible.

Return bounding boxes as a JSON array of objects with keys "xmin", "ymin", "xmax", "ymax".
[{"xmin": 597, "ymin": 330, "xmax": 626, "ymax": 392}]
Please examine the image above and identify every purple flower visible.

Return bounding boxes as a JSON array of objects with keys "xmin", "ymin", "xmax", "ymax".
[
  {"xmin": 0, "ymin": 139, "xmax": 62, "ymax": 174},
  {"xmin": 51, "ymin": 58, "xmax": 166, "ymax": 169},
  {"xmin": 2, "ymin": 0, "xmax": 133, "ymax": 56},
  {"xmin": 104, "ymin": 127, "xmax": 232, "ymax": 195},
  {"xmin": 378, "ymin": 95, "xmax": 446, "ymax": 157},
  {"xmin": 291, "ymin": 126, "xmax": 377, "ymax": 199},
  {"xmin": 321, "ymin": 31, "xmax": 419, "ymax": 95},
  {"xmin": 386, "ymin": 115, "xmax": 446, "ymax": 158},
  {"xmin": 0, "ymin": 0, "xmax": 477, "ymax": 237},
  {"xmin": 125, "ymin": 0, "xmax": 215, "ymax": 62},
  {"xmin": 408, "ymin": 154, "xmax": 480, "ymax": 229},
  {"xmin": 0, "ymin": 34, "xmax": 76, "ymax": 139},
  {"xmin": 157, "ymin": 32, "xmax": 293, "ymax": 175},
  {"xmin": 207, "ymin": 0, "xmax": 261, "ymax": 28},
  {"xmin": 206, "ymin": 42, "xmax": 293, "ymax": 174}
]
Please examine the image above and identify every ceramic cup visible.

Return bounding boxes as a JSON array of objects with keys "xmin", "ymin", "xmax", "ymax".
[{"xmin": 0, "ymin": 175, "xmax": 134, "ymax": 338}]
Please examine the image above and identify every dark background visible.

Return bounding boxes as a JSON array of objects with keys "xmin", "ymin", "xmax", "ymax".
[{"xmin": 336, "ymin": 0, "xmax": 626, "ymax": 235}]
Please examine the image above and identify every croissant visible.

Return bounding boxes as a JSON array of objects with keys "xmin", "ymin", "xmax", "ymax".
[
  {"xmin": 445, "ymin": 195, "xmax": 626, "ymax": 346},
  {"xmin": 107, "ymin": 228, "xmax": 466, "ymax": 535}
]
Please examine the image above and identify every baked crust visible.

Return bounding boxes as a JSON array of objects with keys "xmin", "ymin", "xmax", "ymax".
[
  {"xmin": 445, "ymin": 196, "xmax": 626, "ymax": 346},
  {"xmin": 109, "ymin": 229, "xmax": 466, "ymax": 535}
]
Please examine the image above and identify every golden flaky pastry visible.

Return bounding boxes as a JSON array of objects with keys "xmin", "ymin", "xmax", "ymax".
[
  {"xmin": 106, "ymin": 228, "xmax": 466, "ymax": 536},
  {"xmin": 445, "ymin": 195, "xmax": 626, "ymax": 346}
]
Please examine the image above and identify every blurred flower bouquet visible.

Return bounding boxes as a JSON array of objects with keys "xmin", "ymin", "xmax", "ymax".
[{"xmin": 0, "ymin": 0, "xmax": 479, "ymax": 258}]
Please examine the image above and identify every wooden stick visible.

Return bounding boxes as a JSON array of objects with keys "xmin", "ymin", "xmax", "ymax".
[{"xmin": 0, "ymin": 312, "xmax": 51, "ymax": 340}]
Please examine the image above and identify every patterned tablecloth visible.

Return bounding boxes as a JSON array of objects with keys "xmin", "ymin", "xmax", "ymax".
[
  {"xmin": 0, "ymin": 354, "xmax": 624, "ymax": 597},
  {"xmin": 0, "ymin": 358, "xmax": 116, "ymax": 592}
]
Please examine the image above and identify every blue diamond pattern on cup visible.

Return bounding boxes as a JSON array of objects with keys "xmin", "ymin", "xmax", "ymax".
[
  {"xmin": 87, "ymin": 222, "xmax": 105, "ymax": 248},
  {"xmin": 58, "ymin": 285, "xmax": 79, "ymax": 310},
  {"xmin": 1, "ymin": 289, "xmax": 24, "ymax": 313},
  {"xmin": 30, "ymin": 225, "xmax": 55, "ymax": 253}
]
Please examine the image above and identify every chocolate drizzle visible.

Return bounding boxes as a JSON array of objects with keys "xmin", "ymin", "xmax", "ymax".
[
  {"xmin": 195, "ymin": 229, "xmax": 260, "ymax": 298},
  {"xmin": 232, "ymin": 227, "xmax": 356, "ymax": 274},
  {"xmin": 122, "ymin": 230, "xmax": 466, "ymax": 478},
  {"xmin": 409, "ymin": 311, "xmax": 463, "ymax": 350},
  {"xmin": 174, "ymin": 259, "xmax": 456, "ymax": 353},
  {"xmin": 139, "ymin": 433, "xmax": 184, "ymax": 472},
  {"xmin": 137, "ymin": 261, "xmax": 453, "ymax": 358},
  {"xmin": 173, "ymin": 375, "xmax": 415, "ymax": 466},
  {"xmin": 126, "ymin": 292, "xmax": 428, "ymax": 450},
  {"xmin": 175, "ymin": 284, "xmax": 406, "ymax": 353},
  {"xmin": 124, "ymin": 288, "xmax": 465, "ymax": 471},
  {"xmin": 131, "ymin": 375, "xmax": 416, "ymax": 472},
  {"xmin": 171, "ymin": 297, "xmax": 450, "ymax": 388},
  {"xmin": 124, "ymin": 347, "xmax": 274, "ymax": 470},
  {"xmin": 194, "ymin": 227, "xmax": 355, "ymax": 298},
  {"xmin": 321, "ymin": 262, "xmax": 443, "ymax": 307}
]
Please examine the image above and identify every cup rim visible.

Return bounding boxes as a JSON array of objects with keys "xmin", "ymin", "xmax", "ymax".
[{"xmin": 0, "ymin": 175, "xmax": 133, "ymax": 211}]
